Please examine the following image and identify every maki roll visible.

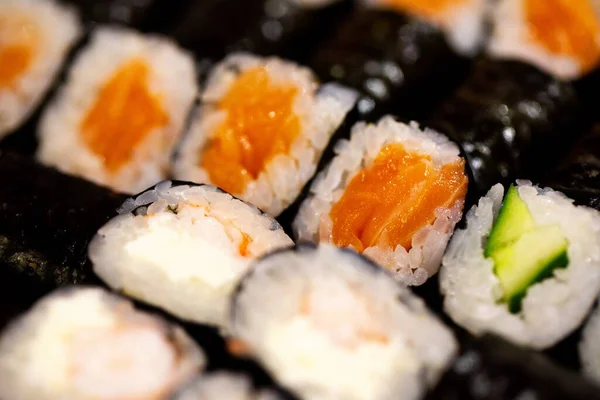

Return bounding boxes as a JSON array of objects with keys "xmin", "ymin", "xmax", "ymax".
[
  {"xmin": 0, "ymin": 0, "xmax": 81, "ymax": 138},
  {"xmin": 488, "ymin": 0, "xmax": 600, "ymax": 80},
  {"xmin": 89, "ymin": 181, "xmax": 293, "ymax": 328},
  {"xmin": 37, "ymin": 27, "xmax": 197, "ymax": 193},
  {"xmin": 230, "ymin": 243, "xmax": 457, "ymax": 400},
  {"xmin": 440, "ymin": 181, "xmax": 600, "ymax": 349},
  {"xmin": 171, "ymin": 0, "xmax": 351, "ymax": 62},
  {"xmin": 174, "ymin": 372, "xmax": 282, "ymax": 400},
  {"xmin": 0, "ymin": 152, "xmax": 128, "ymax": 289},
  {"xmin": 580, "ymin": 303, "xmax": 600, "ymax": 383},
  {"xmin": 308, "ymin": 0, "xmax": 487, "ymax": 119},
  {"xmin": 173, "ymin": 53, "xmax": 357, "ymax": 217},
  {"xmin": 294, "ymin": 117, "xmax": 468, "ymax": 285},
  {"xmin": 0, "ymin": 287, "xmax": 205, "ymax": 400}
]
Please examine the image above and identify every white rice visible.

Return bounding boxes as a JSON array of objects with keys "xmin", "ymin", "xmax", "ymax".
[
  {"xmin": 440, "ymin": 181, "xmax": 600, "ymax": 349},
  {"xmin": 174, "ymin": 372, "xmax": 282, "ymax": 400},
  {"xmin": 293, "ymin": 116, "xmax": 466, "ymax": 286},
  {"xmin": 231, "ymin": 243, "xmax": 458, "ymax": 400},
  {"xmin": 89, "ymin": 181, "xmax": 293, "ymax": 330},
  {"xmin": 37, "ymin": 26, "xmax": 198, "ymax": 194},
  {"xmin": 0, "ymin": 287, "xmax": 205, "ymax": 400},
  {"xmin": 173, "ymin": 53, "xmax": 357, "ymax": 217},
  {"xmin": 488, "ymin": 0, "xmax": 600, "ymax": 79},
  {"xmin": 0, "ymin": 0, "xmax": 81, "ymax": 138},
  {"xmin": 361, "ymin": 0, "xmax": 490, "ymax": 55}
]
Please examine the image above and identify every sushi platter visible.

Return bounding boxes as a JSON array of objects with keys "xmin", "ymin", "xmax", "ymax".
[{"xmin": 3, "ymin": 0, "xmax": 600, "ymax": 399}]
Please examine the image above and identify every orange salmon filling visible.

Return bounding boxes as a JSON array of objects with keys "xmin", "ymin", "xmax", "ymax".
[
  {"xmin": 381, "ymin": 0, "xmax": 467, "ymax": 20},
  {"xmin": 525, "ymin": 0, "xmax": 600, "ymax": 73},
  {"xmin": 0, "ymin": 14, "xmax": 39, "ymax": 88},
  {"xmin": 329, "ymin": 144, "xmax": 468, "ymax": 253},
  {"xmin": 80, "ymin": 58, "xmax": 170, "ymax": 174},
  {"xmin": 201, "ymin": 67, "xmax": 301, "ymax": 195}
]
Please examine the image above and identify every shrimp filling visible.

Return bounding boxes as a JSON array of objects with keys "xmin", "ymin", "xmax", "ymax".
[
  {"xmin": 0, "ymin": 13, "xmax": 39, "ymax": 88},
  {"xmin": 201, "ymin": 67, "xmax": 301, "ymax": 195},
  {"xmin": 80, "ymin": 58, "xmax": 170, "ymax": 174},
  {"xmin": 380, "ymin": 0, "xmax": 469, "ymax": 20},
  {"xmin": 329, "ymin": 144, "xmax": 468, "ymax": 253},
  {"xmin": 525, "ymin": 0, "xmax": 600, "ymax": 72}
]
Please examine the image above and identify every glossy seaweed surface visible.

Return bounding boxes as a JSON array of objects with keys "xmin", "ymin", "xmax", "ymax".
[
  {"xmin": 428, "ymin": 58, "xmax": 583, "ymax": 199},
  {"xmin": 309, "ymin": 8, "xmax": 470, "ymax": 121}
]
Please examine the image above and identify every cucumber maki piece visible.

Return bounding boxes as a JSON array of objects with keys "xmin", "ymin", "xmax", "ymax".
[
  {"xmin": 491, "ymin": 224, "xmax": 569, "ymax": 312},
  {"xmin": 484, "ymin": 184, "xmax": 535, "ymax": 256}
]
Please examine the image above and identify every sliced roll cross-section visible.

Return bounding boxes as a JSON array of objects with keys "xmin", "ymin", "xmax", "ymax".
[
  {"xmin": 440, "ymin": 181, "xmax": 600, "ymax": 349},
  {"xmin": 294, "ymin": 117, "xmax": 468, "ymax": 285},
  {"xmin": 230, "ymin": 243, "xmax": 458, "ymax": 400},
  {"xmin": 37, "ymin": 27, "xmax": 197, "ymax": 193},
  {"xmin": 174, "ymin": 53, "xmax": 357, "ymax": 217},
  {"xmin": 0, "ymin": 0, "xmax": 81, "ymax": 138},
  {"xmin": 89, "ymin": 181, "xmax": 293, "ymax": 329},
  {"xmin": 488, "ymin": 0, "xmax": 600, "ymax": 80},
  {"xmin": 0, "ymin": 287, "xmax": 205, "ymax": 400}
]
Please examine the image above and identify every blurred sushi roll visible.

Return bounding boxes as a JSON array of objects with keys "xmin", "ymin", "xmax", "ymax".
[
  {"xmin": 440, "ymin": 181, "xmax": 600, "ymax": 349},
  {"xmin": 0, "ymin": 152, "xmax": 128, "ymax": 290},
  {"xmin": 230, "ymin": 243, "xmax": 458, "ymax": 400},
  {"xmin": 173, "ymin": 53, "xmax": 358, "ymax": 217},
  {"xmin": 294, "ymin": 117, "xmax": 468, "ymax": 285},
  {"xmin": 488, "ymin": 0, "xmax": 600, "ymax": 80},
  {"xmin": 37, "ymin": 27, "xmax": 198, "ymax": 193},
  {"xmin": 543, "ymin": 123, "xmax": 600, "ymax": 210},
  {"xmin": 174, "ymin": 372, "xmax": 282, "ymax": 400},
  {"xmin": 427, "ymin": 58, "xmax": 581, "ymax": 198},
  {"xmin": 171, "ymin": 0, "xmax": 351, "ymax": 62},
  {"xmin": 308, "ymin": 0, "xmax": 487, "ymax": 120},
  {"xmin": 89, "ymin": 181, "xmax": 293, "ymax": 328},
  {"xmin": 0, "ymin": 286, "xmax": 205, "ymax": 400},
  {"xmin": 580, "ymin": 304, "xmax": 600, "ymax": 383},
  {"xmin": 0, "ymin": 0, "xmax": 81, "ymax": 138}
]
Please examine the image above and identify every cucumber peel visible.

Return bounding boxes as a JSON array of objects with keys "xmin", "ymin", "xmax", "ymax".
[{"xmin": 485, "ymin": 184, "xmax": 570, "ymax": 313}]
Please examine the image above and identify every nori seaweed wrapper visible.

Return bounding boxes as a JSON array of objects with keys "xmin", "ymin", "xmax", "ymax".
[
  {"xmin": 427, "ymin": 58, "xmax": 582, "ymax": 199},
  {"xmin": 542, "ymin": 123, "xmax": 600, "ymax": 210},
  {"xmin": 427, "ymin": 333, "xmax": 600, "ymax": 400},
  {"xmin": 308, "ymin": 7, "xmax": 471, "ymax": 121},
  {"xmin": 0, "ymin": 152, "xmax": 128, "ymax": 290},
  {"xmin": 170, "ymin": 0, "xmax": 352, "ymax": 63}
]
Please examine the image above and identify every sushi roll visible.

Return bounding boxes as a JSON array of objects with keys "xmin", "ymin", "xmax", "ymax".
[
  {"xmin": 171, "ymin": 0, "xmax": 351, "ymax": 62},
  {"xmin": 173, "ymin": 53, "xmax": 357, "ymax": 217},
  {"xmin": 174, "ymin": 372, "xmax": 282, "ymax": 400},
  {"xmin": 89, "ymin": 181, "xmax": 293, "ymax": 328},
  {"xmin": 427, "ymin": 57, "xmax": 582, "ymax": 198},
  {"xmin": 488, "ymin": 0, "xmax": 600, "ymax": 80},
  {"xmin": 0, "ymin": 287, "xmax": 205, "ymax": 400},
  {"xmin": 543, "ymin": 123, "xmax": 600, "ymax": 210},
  {"xmin": 308, "ymin": 0, "xmax": 486, "ymax": 120},
  {"xmin": 0, "ymin": 152, "xmax": 128, "ymax": 289},
  {"xmin": 440, "ymin": 181, "xmax": 600, "ymax": 349},
  {"xmin": 0, "ymin": 0, "xmax": 81, "ymax": 138},
  {"xmin": 427, "ymin": 333, "xmax": 600, "ymax": 400},
  {"xmin": 580, "ymin": 304, "xmax": 600, "ymax": 383},
  {"xmin": 230, "ymin": 243, "xmax": 458, "ymax": 400},
  {"xmin": 294, "ymin": 117, "xmax": 468, "ymax": 285},
  {"xmin": 37, "ymin": 27, "xmax": 198, "ymax": 193}
]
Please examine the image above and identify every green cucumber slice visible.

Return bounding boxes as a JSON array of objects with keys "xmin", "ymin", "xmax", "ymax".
[
  {"xmin": 484, "ymin": 184, "xmax": 536, "ymax": 257},
  {"xmin": 491, "ymin": 224, "xmax": 569, "ymax": 312}
]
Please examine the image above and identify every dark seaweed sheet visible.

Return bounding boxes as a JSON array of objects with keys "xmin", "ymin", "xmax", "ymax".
[
  {"xmin": 308, "ymin": 7, "xmax": 470, "ymax": 121},
  {"xmin": 427, "ymin": 58, "xmax": 583, "ymax": 199},
  {"xmin": 170, "ymin": 0, "xmax": 352, "ymax": 64},
  {"xmin": 427, "ymin": 333, "xmax": 600, "ymax": 400}
]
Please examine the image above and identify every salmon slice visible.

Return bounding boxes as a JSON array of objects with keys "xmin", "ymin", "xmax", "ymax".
[
  {"xmin": 201, "ymin": 67, "xmax": 300, "ymax": 195},
  {"xmin": 0, "ymin": 14, "xmax": 38, "ymax": 89},
  {"xmin": 525, "ymin": 0, "xmax": 600, "ymax": 73},
  {"xmin": 80, "ymin": 58, "xmax": 170, "ymax": 174},
  {"xmin": 329, "ymin": 144, "xmax": 468, "ymax": 253},
  {"xmin": 380, "ymin": 0, "xmax": 468, "ymax": 20}
]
